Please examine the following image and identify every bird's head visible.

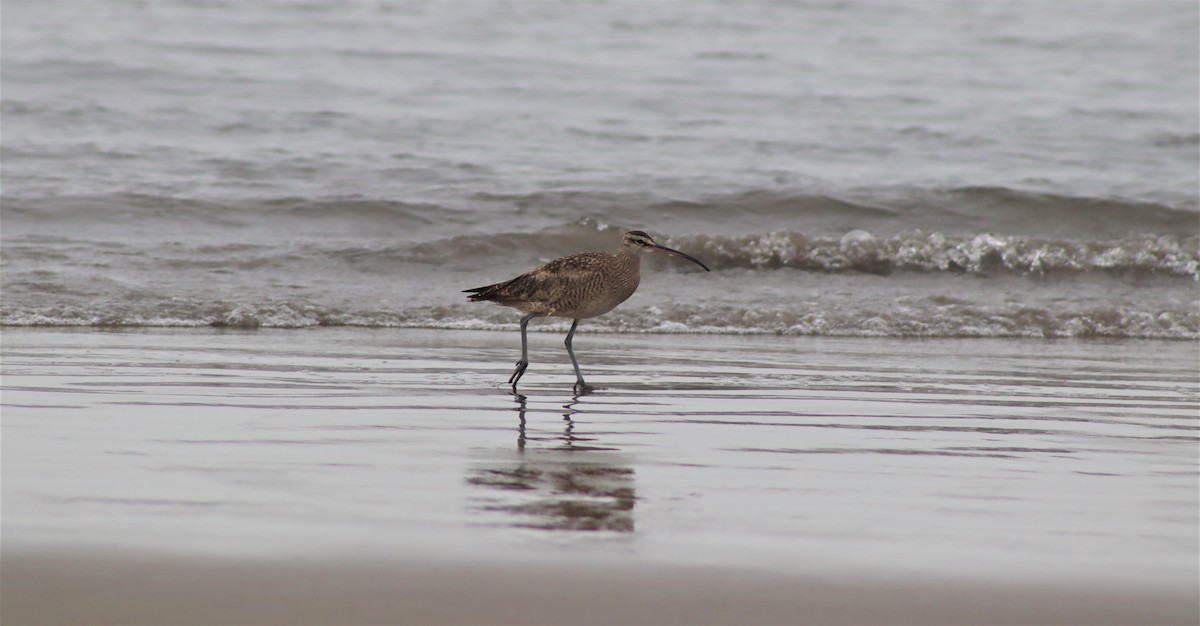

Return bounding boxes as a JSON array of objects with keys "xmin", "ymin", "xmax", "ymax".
[{"xmin": 621, "ymin": 230, "xmax": 710, "ymax": 271}]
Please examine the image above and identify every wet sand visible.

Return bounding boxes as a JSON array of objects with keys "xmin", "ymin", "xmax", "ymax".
[
  {"xmin": 2, "ymin": 328, "xmax": 1197, "ymax": 625},
  {"xmin": 5, "ymin": 547, "xmax": 1191, "ymax": 626}
]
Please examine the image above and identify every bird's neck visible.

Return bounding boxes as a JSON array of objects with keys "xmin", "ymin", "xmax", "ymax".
[
  {"xmin": 616, "ymin": 245, "xmax": 642, "ymax": 266},
  {"xmin": 613, "ymin": 246, "xmax": 643, "ymax": 294}
]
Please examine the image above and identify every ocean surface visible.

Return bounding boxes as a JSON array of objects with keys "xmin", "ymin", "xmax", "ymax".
[{"xmin": 2, "ymin": 0, "xmax": 1198, "ymax": 338}]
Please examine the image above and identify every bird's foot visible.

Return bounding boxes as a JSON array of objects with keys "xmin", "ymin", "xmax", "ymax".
[
  {"xmin": 573, "ymin": 380, "xmax": 595, "ymax": 395},
  {"xmin": 508, "ymin": 360, "xmax": 530, "ymax": 388}
]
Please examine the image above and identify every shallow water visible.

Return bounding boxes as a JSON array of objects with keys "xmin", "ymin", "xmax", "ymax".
[{"xmin": 3, "ymin": 328, "xmax": 1196, "ymax": 593}]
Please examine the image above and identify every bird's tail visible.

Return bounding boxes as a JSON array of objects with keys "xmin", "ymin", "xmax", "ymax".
[{"xmin": 463, "ymin": 284, "xmax": 495, "ymax": 302}]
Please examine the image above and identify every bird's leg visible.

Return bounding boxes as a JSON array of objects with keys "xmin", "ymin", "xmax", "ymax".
[
  {"xmin": 509, "ymin": 313, "xmax": 538, "ymax": 390},
  {"xmin": 564, "ymin": 319, "xmax": 594, "ymax": 393}
]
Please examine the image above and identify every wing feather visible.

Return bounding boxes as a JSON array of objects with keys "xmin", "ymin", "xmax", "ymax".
[{"xmin": 464, "ymin": 252, "xmax": 611, "ymax": 315}]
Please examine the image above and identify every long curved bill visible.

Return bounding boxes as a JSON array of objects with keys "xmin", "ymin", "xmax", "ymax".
[{"xmin": 649, "ymin": 243, "xmax": 711, "ymax": 271}]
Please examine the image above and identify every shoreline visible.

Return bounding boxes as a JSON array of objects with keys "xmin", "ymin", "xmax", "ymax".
[
  {"xmin": 5, "ymin": 547, "xmax": 1196, "ymax": 626},
  {"xmin": 2, "ymin": 322, "xmax": 1197, "ymax": 340}
]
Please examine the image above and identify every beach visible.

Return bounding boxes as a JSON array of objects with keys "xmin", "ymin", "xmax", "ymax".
[
  {"xmin": 3, "ymin": 1, "xmax": 1198, "ymax": 623},
  {"xmin": 3, "ymin": 327, "xmax": 1196, "ymax": 624},
  {"xmin": 4, "ymin": 548, "xmax": 1190, "ymax": 626}
]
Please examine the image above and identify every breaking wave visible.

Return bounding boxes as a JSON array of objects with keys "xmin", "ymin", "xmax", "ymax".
[
  {"xmin": 2, "ymin": 298, "xmax": 1195, "ymax": 339},
  {"xmin": 660, "ymin": 230, "xmax": 1200, "ymax": 279},
  {"xmin": 398, "ymin": 223, "xmax": 1200, "ymax": 280}
]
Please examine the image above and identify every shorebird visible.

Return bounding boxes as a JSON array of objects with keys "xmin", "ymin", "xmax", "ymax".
[{"xmin": 464, "ymin": 230, "xmax": 710, "ymax": 393}]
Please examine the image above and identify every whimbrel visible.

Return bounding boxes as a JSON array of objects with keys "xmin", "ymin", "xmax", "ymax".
[{"xmin": 464, "ymin": 230, "xmax": 710, "ymax": 393}]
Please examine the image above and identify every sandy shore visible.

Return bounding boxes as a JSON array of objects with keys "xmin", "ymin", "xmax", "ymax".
[
  {"xmin": 5, "ymin": 547, "xmax": 1194, "ymax": 626},
  {"xmin": 2, "ymin": 328, "xmax": 1197, "ymax": 625}
]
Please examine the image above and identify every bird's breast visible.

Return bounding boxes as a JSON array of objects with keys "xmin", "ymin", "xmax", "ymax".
[
  {"xmin": 550, "ymin": 260, "xmax": 641, "ymax": 319},
  {"xmin": 573, "ymin": 278, "xmax": 639, "ymax": 319}
]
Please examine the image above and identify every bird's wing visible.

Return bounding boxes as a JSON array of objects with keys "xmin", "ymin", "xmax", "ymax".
[{"xmin": 484, "ymin": 252, "xmax": 609, "ymax": 312}]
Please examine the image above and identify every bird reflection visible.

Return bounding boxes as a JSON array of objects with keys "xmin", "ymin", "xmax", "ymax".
[
  {"xmin": 515, "ymin": 392, "xmax": 612, "ymax": 452},
  {"xmin": 465, "ymin": 392, "xmax": 635, "ymax": 532}
]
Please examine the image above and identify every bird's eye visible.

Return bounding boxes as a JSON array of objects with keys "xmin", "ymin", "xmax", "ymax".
[{"xmin": 634, "ymin": 239, "xmax": 646, "ymax": 246}]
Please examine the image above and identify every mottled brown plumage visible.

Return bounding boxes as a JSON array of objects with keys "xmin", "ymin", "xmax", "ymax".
[{"xmin": 464, "ymin": 230, "xmax": 709, "ymax": 393}]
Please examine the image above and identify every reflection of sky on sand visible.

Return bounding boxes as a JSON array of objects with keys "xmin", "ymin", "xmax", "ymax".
[
  {"xmin": 466, "ymin": 393, "xmax": 635, "ymax": 532},
  {"xmin": 3, "ymin": 329, "xmax": 1195, "ymax": 599}
]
